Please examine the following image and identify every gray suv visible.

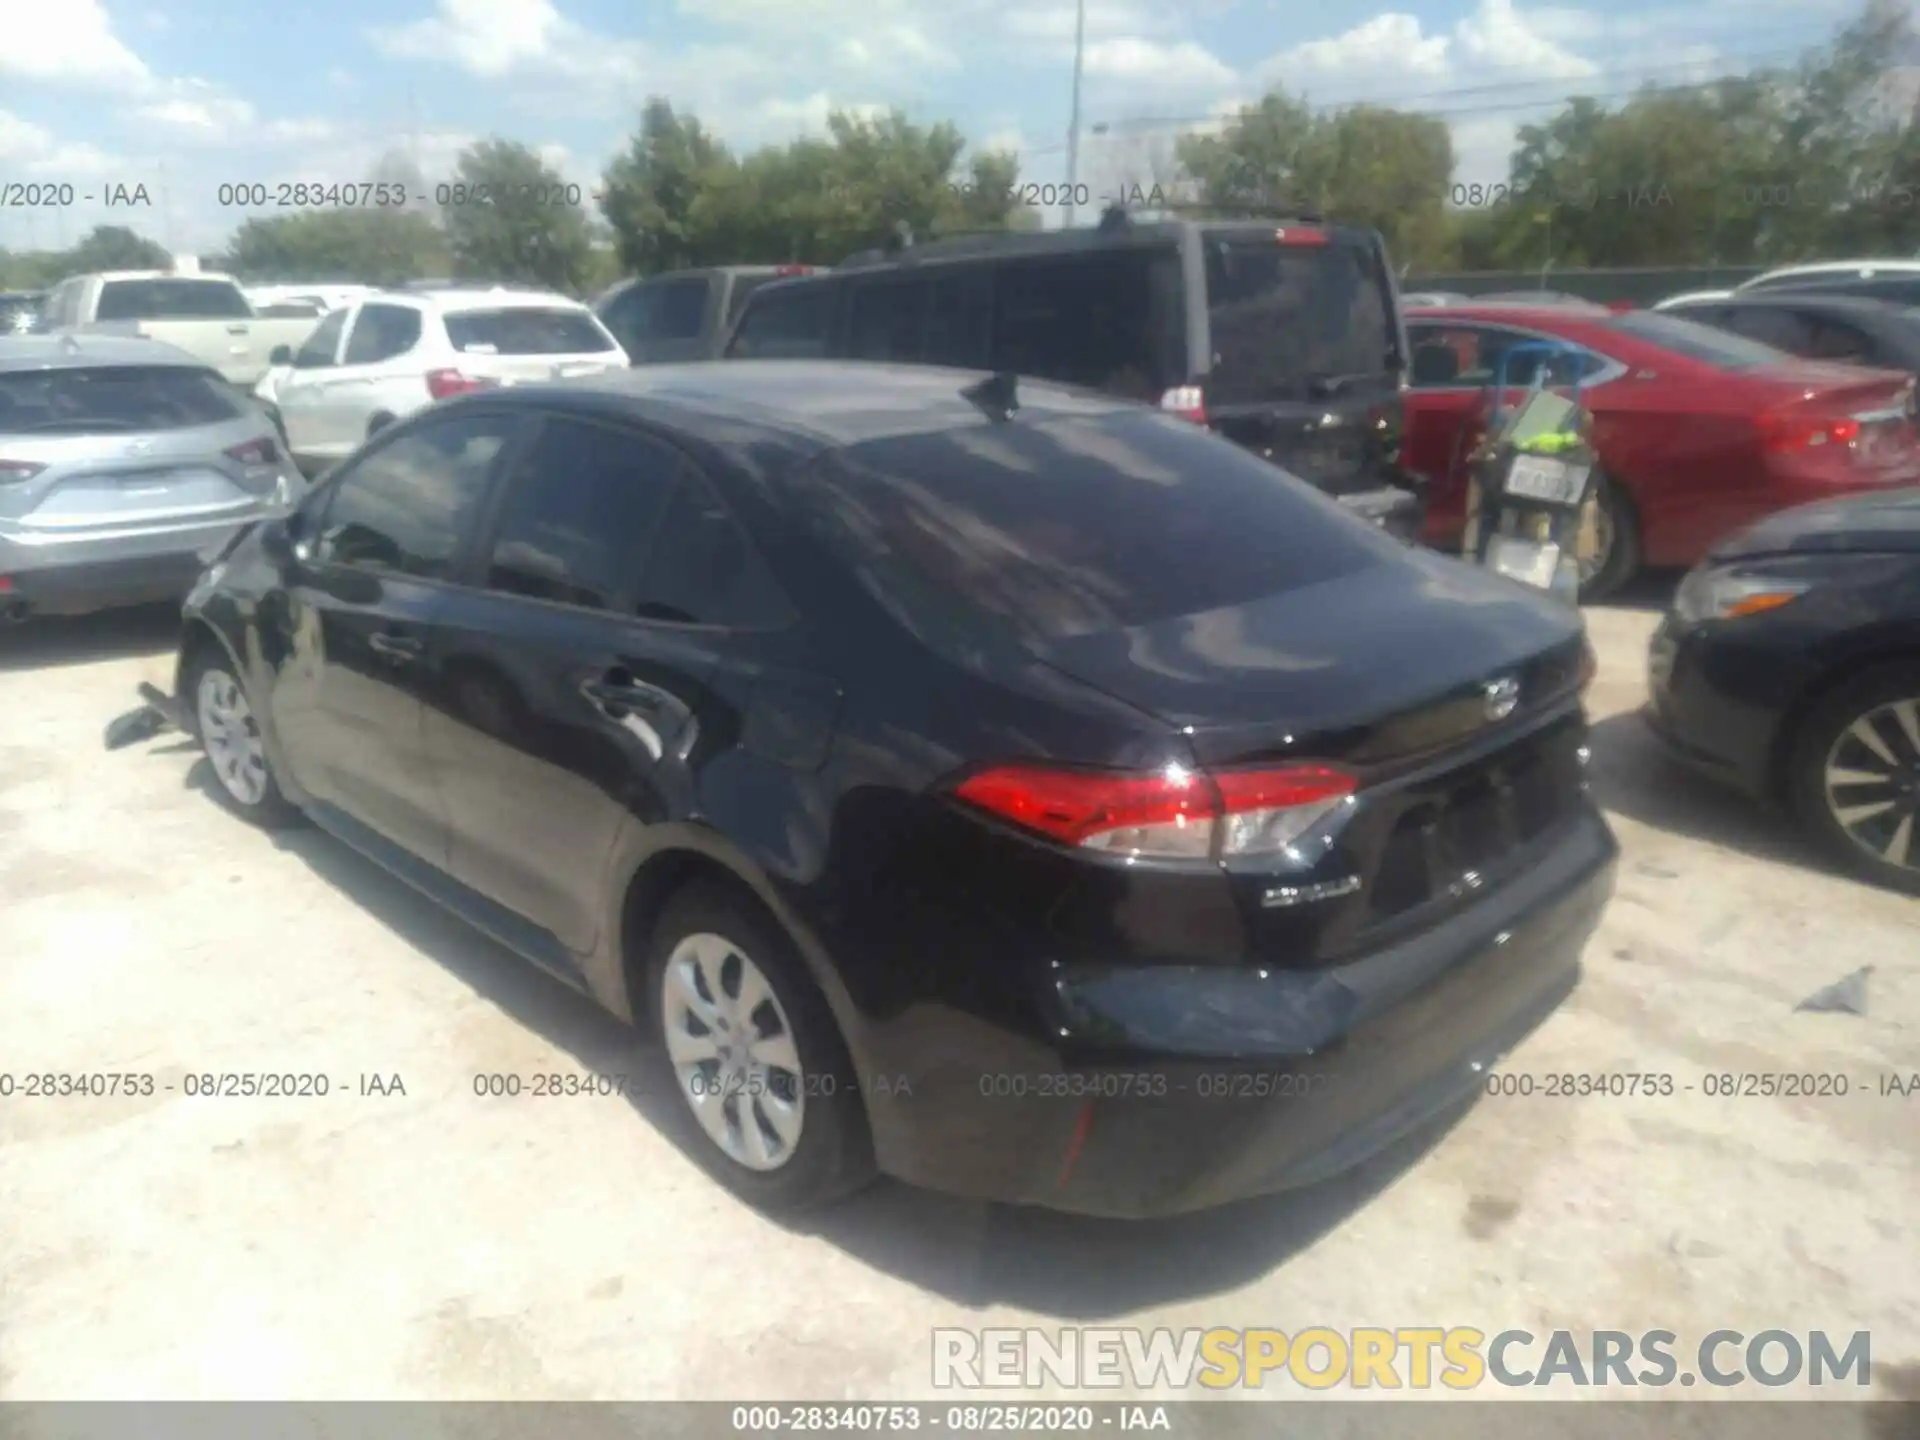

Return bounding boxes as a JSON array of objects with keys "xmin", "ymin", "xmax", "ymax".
[
  {"xmin": 0, "ymin": 334, "xmax": 304, "ymax": 621},
  {"xmin": 595, "ymin": 265, "xmax": 820, "ymax": 364}
]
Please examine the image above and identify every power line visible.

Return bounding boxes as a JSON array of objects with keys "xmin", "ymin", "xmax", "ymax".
[{"xmin": 1016, "ymin": 42, "xmax": 1836, "ymax": 159}]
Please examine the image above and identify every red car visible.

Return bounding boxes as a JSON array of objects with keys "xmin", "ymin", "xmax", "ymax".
[{"xmin": 1401, "ymin": 303, "xmax": 1920, "ymax": 597}]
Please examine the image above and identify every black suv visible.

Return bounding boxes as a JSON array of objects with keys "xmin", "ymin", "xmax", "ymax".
[
  {"xmin": 597, "ymin": 265, "xmax": 820, "ymax": 364},
  {"xmin": 723, "ymin": 214, "xmax": 1421, "ymax": 536}
]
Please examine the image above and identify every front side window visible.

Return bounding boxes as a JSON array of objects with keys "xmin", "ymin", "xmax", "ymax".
[
  {"xmin": 294, "ymin": 310, "xmax": 349, "ymax": 368},
  {"xmin": 317, "ymin": 414, "xmax": 519, "ymax": 579}
]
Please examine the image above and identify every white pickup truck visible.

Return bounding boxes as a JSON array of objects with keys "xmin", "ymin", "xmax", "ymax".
[{"xmin": 41, "ymin": 270, "xmax": 323, "ymax": 388}]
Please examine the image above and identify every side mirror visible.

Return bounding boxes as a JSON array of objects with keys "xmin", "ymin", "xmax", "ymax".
[{"xmin": 270, "ymin": 345, "xmax": 294, "ymax": 366}]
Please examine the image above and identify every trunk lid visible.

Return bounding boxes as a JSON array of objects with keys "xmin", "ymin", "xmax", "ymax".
[
  {"xmin": 1026, "ymin": 549, "xmax": 1587, "ymax": 769},
  {"xmin": 0, "ymin": 423, "xmax": 283, "ymax": 533},
  {"xmin": 1027, "ymin": 551, "xmax": 1594, "ymax": 966}
]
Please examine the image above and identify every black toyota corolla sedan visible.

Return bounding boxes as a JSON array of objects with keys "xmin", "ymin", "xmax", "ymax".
[
  {"xmin": 157, "ymin": 360, "xmax": 1616, "ymax": 1217},
  {"xmin": 1646, "ymin": 487, "xmax": 1920, "ymax": 896}
]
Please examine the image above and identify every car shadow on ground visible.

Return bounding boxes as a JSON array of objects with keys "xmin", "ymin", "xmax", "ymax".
[
  {"xmin": 0, "ymin": 604, "xmax": 180, "ymax": 673},
  {"xmin": 1587, "ymin": 570, "xmax": 1676, "ymax": 615},
  {"xmin": 174, "ymin": 756, "xmax": 1477, "ymax": 1316},
  {"xmin": 1582, "ymin": 709, "xmax": 1838, "ymax": 875}
]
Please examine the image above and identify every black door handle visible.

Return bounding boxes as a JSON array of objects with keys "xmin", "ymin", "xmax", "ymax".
[{"xmin": 369, "ymin": 632, "xmax": 422, "ymax": 661}]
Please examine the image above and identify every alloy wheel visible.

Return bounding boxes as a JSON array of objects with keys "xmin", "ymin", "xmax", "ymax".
[
  {"xmin": 1821, "ymin": 695, "xmax": 1920, "ymax": 872},
  {"xmin": 196, "ymin": 669, "xmax": 271, "ymax": 807},
  {"xmin": 660, "ymin": 931, "xmax": 806, "ymax": 1171}
]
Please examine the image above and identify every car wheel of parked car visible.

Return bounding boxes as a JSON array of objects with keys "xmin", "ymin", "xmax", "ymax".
[
  {"xmin": 186, "ymin": 649, "xmax": 302, "ymax": 829},
  {"xmin": 1787, "ymin": 661, "xmax": 1920, "ymax": 896},
  {"xmin": 1577, "ymin": 473, "xmax": 1640, "ymax": 602},
  {"xmin": 644, "ymin": 882, "xmax": 875, "ymax": 1210}
]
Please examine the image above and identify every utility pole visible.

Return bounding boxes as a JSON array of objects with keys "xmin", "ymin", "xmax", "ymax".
[{"xmin": 1064, "ymin": 0, "xmax": 1086, "ymax": 229}]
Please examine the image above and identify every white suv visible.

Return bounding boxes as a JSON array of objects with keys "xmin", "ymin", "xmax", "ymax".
[{"xmin": 266, "ymin": 287, "xmax": 628, "ymax": 471}]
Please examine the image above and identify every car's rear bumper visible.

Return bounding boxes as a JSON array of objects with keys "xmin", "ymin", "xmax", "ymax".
[
  {"xmin": 863, "ymin": 804, "xmax": 1617, "ymax": 1217},
  {"xmin": 0, "ymin": 522, "xmax": 244, "ymax": 617}
]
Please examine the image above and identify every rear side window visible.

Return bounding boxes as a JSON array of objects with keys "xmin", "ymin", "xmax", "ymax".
[
  {"xmin": 793, "ymin": 409, "xmax": 1386, "ymax": 640},
  {"xmin": 345, "ymin": 304, "xmax": 423, "ymax": 364},
  {"xmin": 990, "ymin": 249, "xmax": 1182, "ymax": 399},
  {"xmin": 483, "ymin": 417, "xmax": 679, "ymax": 613},
  {"xmin": 1204, "ymin": 236, "xmax": 1395, "ymax": 402},
  {"xmin": 728, "ymin": 284, "xmax": 839, "ymax": 358},
  {"xmin": 1720, "ymin": 308, "xmax": 1814, "ymax": 353},
  {"xmin": 925, "ymin": 270, "xmax": 992, "ymax": 369},
  {"xmin": 96, "ymin": 279, "xmax": 252, "ymax": 321},
  {"xmin": 848, "ymin": 279, "xmax": 928, "ymax": 362},
  {"xmin": 0, "ymin": 365, "xmax": 246, "ymax": 433},
  {"xmin": 1603, "ymin": 311, "xmax": 1786, "ymax": 370},
  {"xmin": 443, "ymin": 307, "xmax": 618, "ymax": 356}
]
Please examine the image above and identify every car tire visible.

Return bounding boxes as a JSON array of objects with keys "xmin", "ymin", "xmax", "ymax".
[
  {"xmin": 1786, "ymin": 661, "xmax": 1920, "ymax": 897},
  {"xmin": 643, "ymin": 881, "xmax": 876, "ymax": 1211},
  {"xmin": 184, "ymin": 646, "xmax": 303, "ymax": 829},
  {"xmin": 1577, "ymin": 473, "xmax": 1640, "ymax": 602}
]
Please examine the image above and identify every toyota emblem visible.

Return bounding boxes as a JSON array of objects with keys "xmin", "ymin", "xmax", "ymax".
[{"xmin": 1483, "ymin": 676, "xmax": 1521, "ymax": 722}]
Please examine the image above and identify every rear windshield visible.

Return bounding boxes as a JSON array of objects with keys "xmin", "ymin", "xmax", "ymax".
[
  {"xmin": 1603, "ymin": 311, "xmax": 1787, "ymax": 370},
  {"xmin": 96, "ymin": 279, "xmax": 253, "ymax": 322},
  {"xmin": 443, "ymin": 307, "xmax": 618, "ymax": 355},
  {"xmin": 0, "ymin": 365, "xmax": 248, "ymax": 433},
  {"xmin": 792, "ymin": 409, "xmax": 1386, "ymax": 641},
  {"xmin": 1203, "ymin": 234, "xmax": 1396, "ymax": 403}
]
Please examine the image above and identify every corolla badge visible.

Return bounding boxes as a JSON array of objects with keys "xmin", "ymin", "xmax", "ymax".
[{"xmin": 1483, "ymin": 675, "xmax": 1521, "ymax": 722}]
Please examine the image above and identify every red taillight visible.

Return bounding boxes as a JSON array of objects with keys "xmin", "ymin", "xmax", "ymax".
[
  {"xmin": 952, "ymin": 761, "xmax": 1358, "ymax": 860},
  {"xmin": 426, "ymin": 368, "xmax": 498, "ymax": 400},
  {"xmin": 1758, "ymin": 408, "xmax": 1862, "ymax": 454},
  {"xmin": 1275, "ymin": 226, "xmax": 1328, "ymax": 245},
  {"xmin": 0, "ymin": 460, "xmax": 45, "ymax": 484},
  {"xmin": 225, "ymin": 437, "xmax": 278, "ymax": 466},
  {"xmin": 1159, "ymin": 386, "xmax": 1207, "ymax": 425}
]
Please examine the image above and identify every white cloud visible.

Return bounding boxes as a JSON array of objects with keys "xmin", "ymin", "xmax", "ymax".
[
  {"xmin": 1086, "ymin": 38, "xmax": 1237, "ymax": 91},
  {"xmin": 373, "ymin": 0, "xmax": 569, "ymax": 76},
  {"xmin": 0, "ymin": 110, "xmax": 125, "ymax": 177},
  {"xmin": 0, "ymin": 0, "xmax": 149, "ymax": 88}
]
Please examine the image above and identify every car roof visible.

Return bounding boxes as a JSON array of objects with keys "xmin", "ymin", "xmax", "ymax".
[
  {"xmin": 1709, "ymin": 293, "xmax": 1903, "ymax": 317},
  {"xmin": 0, "ymin": 333, "xmax": 206, "ymax": 371},
  {"xmin": 1741, "ymin": 260, "xmax": 1920, "ymax": 286},
  {"xmin": 79, "ymin": 270, "xmax": 243, "ymax": 286},
  {"xmin": 739, "ymin": 215, "xmax": 1363, "ymax": 284},
  {"xmin": 461, "ymin": 359, "xmax": 1137, "ymax": 451},
  {"xmin": 361, "ymin": 287, "xmax": 590, "ymax": 314},
  {"xmin": 1404, "ymin": 303, "xmax": 1606, "ymax": 328}
]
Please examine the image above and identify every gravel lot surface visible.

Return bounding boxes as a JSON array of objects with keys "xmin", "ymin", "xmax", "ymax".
[{"xmin": 0, "ymin": 592, "xmax": 1914, "ymax": 1407}]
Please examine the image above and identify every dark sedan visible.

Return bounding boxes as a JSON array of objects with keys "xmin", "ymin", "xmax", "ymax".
[
  {"xmin": 1646, "ymin": 488, "xmax": 1920, "ymax": 894},
  {"xmin": 1655, "ymin": 292, "xmax": 1920, "ymax": 375},
  {"xmin": 158, "ymin": 361, "xmax": 1616, "ymax": 1218}
]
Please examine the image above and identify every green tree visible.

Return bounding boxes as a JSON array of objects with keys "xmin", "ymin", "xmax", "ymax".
[
  {"xmin": 65, "ymin": 225, "xmax": 172, "ymax": 273},
  {"xmin": 443, "ymin": 138, "xmax": 595, "ymax": 290},
  {"xmin": 599, "ymin": 99, "xmax": 735, "ymax": 276},
  {"xmin": 1178, "ymin": 96, "xmax": 1454, "ymax": 268},
  {"xmin": 215, "ymin": 210, "xmax": 450, "ymax": 284}
]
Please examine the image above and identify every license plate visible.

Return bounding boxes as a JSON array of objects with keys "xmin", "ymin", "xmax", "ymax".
[
  {"xmin": 1487, "ymin": 535, "xmax": 1562, "ymax": 589},
  {"xmin": 1505, "ymin": 455, "xmax": 1590, "ymax": 504}
]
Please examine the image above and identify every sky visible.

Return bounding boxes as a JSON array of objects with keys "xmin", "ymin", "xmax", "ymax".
[{"xmin": 0, "ymin": 0, "xmax": 1862, "ymax": 260}]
